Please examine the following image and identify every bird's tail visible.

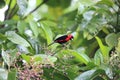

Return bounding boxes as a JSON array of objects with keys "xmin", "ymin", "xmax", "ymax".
[{"xmin": 48, "ymin": 42, "xmax": 55, "ymax": 47}]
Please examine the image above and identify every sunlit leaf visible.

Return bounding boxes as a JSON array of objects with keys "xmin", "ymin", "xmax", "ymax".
[
  {"xmin": 58, "ymin": 49, "xmax": 91, "ymax": 65},
  {"xmin": 95, "ymin": 36, "xmax": 111, "ymax": 61},
  {"xmin": 98, "ymin": 0, "xmax": 114, "ymax": 6},
  {"xmin": 36, "ymin": 54, "xmax": 57, "ymax": 64},
  {"xmin": 5, "ymin": 31, "xmax": 30, "ymax": 47},
  {"xmin": 21, "ymin": 54, "xmax": 31, "ymax": 63},
  {"xmin": 29, "ymin": 20, "xmax": 39, "ymax": 38},
  {"xmin": 40, "ymin": 22, "xmax": 53, "ymax": 45},
  {"xmin": 21, "ymin": 54, "xmax": 57, "ymax": 64},
  {"xmin": 75, "ymin": 69, "xmax": 96, "ymax": 80}
]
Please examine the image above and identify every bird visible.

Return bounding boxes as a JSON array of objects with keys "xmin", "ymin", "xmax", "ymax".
[{"xmin": 48, "ymin": 34, "xmax": 73, "ymax": 46}]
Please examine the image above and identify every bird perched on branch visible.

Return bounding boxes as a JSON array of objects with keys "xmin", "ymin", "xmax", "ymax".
[{"xmin": 48, "ymin": 34, "xmax": 74, "ymax": 46}]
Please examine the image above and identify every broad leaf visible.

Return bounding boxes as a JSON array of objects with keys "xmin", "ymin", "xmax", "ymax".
[
  {"xmin": 95, "ymin": 36, "xmax": 111, "ymax": 61},
  {"xmin": 5, "ymin": 31, "xmax": 30, "ymax": 47},
  {"xmin": 29, "ymin": 20, "xmax": 39, "ymax": 38},
  {"xmin": 57, "ymin": 49, "xmax": 91, "ymax": 65},
  {"xmin": 40, "ymin": 22, "xmax": 53, "ymax": 45},
  {"xmin": 1, "ymin": 49, "xmax": 18, "ymax": 67},
  {"xmin": 75, "ymin": 69, "xmax": 96, "ymax": 80}
]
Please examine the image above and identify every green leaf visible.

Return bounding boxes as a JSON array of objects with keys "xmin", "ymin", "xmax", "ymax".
[
  {"xmin": 24, "ymin": 0, "xmax": 37, "ymax": 16},
  {"xmin": 98, "ymin": 0, "xmax": 114, "ymax": 6},
  {"xmin": 0, "ymin": 68, "xmax": 8, "ymax": 80},
  {"xmin": 21, "ymin": 54, "xmax": 31, "ymax": 63},
  {"xmin": 29, "ymin": 20, "xmax": 39, "ymax": 38},
  {"xmin": 17, "ymin": 21, "xmax": 27, "ymax": 34},
  {"xmin": 75, "ymin": 69, "xmax": 105, "ymax": 80},
  {"xmin": 95, "ymin": 36, "xmax": 111, "ymax": 61},
  {"xmin": 94, "ymin": 49, "xmax": 103, "ymax": 65},
  {"xmin": 79, "ymin": 0, "xmax": 99, "ymax": 6},
  {"xmin": 58, "ymin": 49, "xmax": 91, "ymax": 65},
  {"xmin": 1, "ymin": 49, "xmax": 11, "ymax": 67},
  {"xmin": 8, "ymin": 69, "xmax": 17, "ymax": 80},
  {"xmin": 75, "ymin": 69, "xmax": 96, "ymax": 80},
  {"xmin": 0, "ymin": 20, "xmax": 17, "ymax": 25},
  {"xmin": 1, "ymin": 49, "xmax": 18, "ymax": 67},
  {"xmin": 105, "ymin": 33, "xmax": 117, "ymax": 47},
  {"xmin": 36, "ymin": 54, "xmax": 57, "ymax": 64},
  {"xmin": 0, "ymin": 33, "xmax": 7, "ymax": 44},
  {"xmin": 66, "ymin": 65, "xmax": 79, "ymax": 80},
  {"xmin": 5, "ymin": 31, "xmax": 30, "ymax": 47},
  {"xmin": 21, "ymin": 54, "xmax": 57, "ymax": 64},
  {"xmin": 99, "ymin": 65, "xmax": 113, "ymax": 79},
  {"xmin": 40, "ymin": 22, "xmax": 53, "ymax": 45}
]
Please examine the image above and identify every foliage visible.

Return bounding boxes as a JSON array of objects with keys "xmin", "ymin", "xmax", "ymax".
[{"xmin": 0, "ymin": 0, "xmax": 120, "ymax": 80}]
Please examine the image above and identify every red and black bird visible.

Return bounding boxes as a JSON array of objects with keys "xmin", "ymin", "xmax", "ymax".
[{"xmin": 48, "ymin": 34, "xmax": 74, "ymax": 46}]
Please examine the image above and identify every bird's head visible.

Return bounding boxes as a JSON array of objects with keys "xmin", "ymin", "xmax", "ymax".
[{"xmin": 68, "ymin": 34, "xmax": 74, "ymax": 40}]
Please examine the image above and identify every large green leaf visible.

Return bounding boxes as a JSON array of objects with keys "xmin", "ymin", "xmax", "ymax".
[
  {"xmin": 95, "ymin": 36, "xmax": 111, "ymax": 61},
  {"xmin": 75, "ymin": 69, "xmax": 96, "ymax": 80},
  {"xmin": 5, "ymin": 31, "xmax": 30, "ymax": 47},
  {"xmin": 29, "ymin": 20, "xmax": 39, "ymax": 38},
  {"xmin": 1, "ymin": 49, "xmax": 18, "ymax": 67},
  {"xmin": 35, "ymin": 54, "xmax": 57, "ymax": 64},
  {"xmin": 40, "ymin": 22, "xmax": 53, "ymax": 45},
  {"xmin": 57, "ymin": 49, "xmax": 91, "ymax": 65}
]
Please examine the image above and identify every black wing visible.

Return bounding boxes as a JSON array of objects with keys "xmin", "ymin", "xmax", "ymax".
[{"xmin": 54, "ymin": 35, "xmax": 68, "ymax": 44}]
